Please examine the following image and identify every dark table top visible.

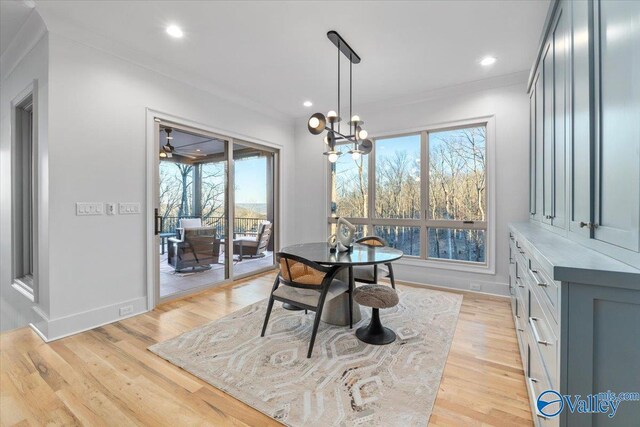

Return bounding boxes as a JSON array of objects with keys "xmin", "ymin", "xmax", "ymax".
[{"xmin": 280, "ymin": 242, "xmax": 403, "ymax": 266}]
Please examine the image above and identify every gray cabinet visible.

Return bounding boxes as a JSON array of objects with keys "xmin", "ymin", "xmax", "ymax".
[
  {"xmin": 528, "ymin": 0, "xmax": 640, "ymax": 266},
  {"xmin": 509, "ymin": 222, "xmax": 640, "ymax": 427},
  {"xmin": 592, "ymin": 0, "xmax": 640, "ymax": 252},
  {"xmin": 530, "ymin": 85, "xmax": 537, "ymax": 217},
  {"xmin": 569, "ymin": 0, "xmax": 592, "ymax": 238},
  {"xmin": 534, "ymin": 73, "xmax": 545, "ymax": 223},
  {"xmin": 531, "ymin": 2, "xmax": 570, "ymax": 231},
  {"xmin": 551, "ymin": 7, "xmax": 568, "ymax": 230}
]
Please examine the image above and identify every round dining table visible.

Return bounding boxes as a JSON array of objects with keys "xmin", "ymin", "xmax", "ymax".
[{"xmin": 280, "ymin": 242, "xmax": 403, "ymax": 326}]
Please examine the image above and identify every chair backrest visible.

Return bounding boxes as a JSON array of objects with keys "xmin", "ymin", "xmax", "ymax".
[
  {"xmin": 256, "ymin": 221, "xmax": 272, "ymax": 250},
  {"xmin": 179, "ymin": 218, "xmax": 202, "ymax": 229},
  {"xmin": 357, "ymin": 236, "xmax": 388, "ymax": 247},
  {"xmin": 276, "ymin": 252, "xmax": 339, "ymax": 290},
  {"xmin": 184, "ymin": 227, "xmax": 219, "ymax": 256}
]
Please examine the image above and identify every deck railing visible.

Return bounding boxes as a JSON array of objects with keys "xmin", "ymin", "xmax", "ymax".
[{"xmin": 161, "ymin": 216, "xmax": 266, "ymax": 236}]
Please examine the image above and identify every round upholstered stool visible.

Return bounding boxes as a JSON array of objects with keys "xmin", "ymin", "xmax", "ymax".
[{"xmin": 353, "ymin": 284, "xmax": 399, "ymax": 345}]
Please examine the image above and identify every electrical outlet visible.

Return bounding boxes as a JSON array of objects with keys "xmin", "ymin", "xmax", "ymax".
[
  {"xmin": 119, "ymin": 202, "xmax": 141, "ymax": 215},
  {"xmin": 470, "ymin": 283, "xmax": 482, "ymax": 291},
  {"xmin": 119, "ymin": 305, "xmax": 133, "ymax": 316},
  {"xmin": 76, "ymin": 202, "xmax": 104, "ymax": 216}
]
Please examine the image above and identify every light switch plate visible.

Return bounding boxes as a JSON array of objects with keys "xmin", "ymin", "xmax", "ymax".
[
  {"xmin": 76, "ymin": 202, "xmax": 104, "ymax": 216},
  {"xmin": 119, "ymin": 202, "xmax": 141, "ymax": 215}
]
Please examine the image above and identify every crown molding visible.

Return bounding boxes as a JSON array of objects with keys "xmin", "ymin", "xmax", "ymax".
[
  {"xmin": 0, "ymin": 10, "xmax": 47, "ymax": 82},
  {"xmin": 294, "ymin": 70, "xmax": 529, "ymax": 121},
  {"xmin": 36, "ymin": 10, "xmax": 291, "ymax": 123}
]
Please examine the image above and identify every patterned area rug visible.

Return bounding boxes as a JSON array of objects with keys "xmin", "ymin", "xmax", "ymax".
[{"xmin": 149, "ymin": 287, "xmax": 462, "ymax": 426}]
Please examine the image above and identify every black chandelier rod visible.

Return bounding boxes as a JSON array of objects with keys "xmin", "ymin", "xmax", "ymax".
[{"xmin": 337, "ymin": 42, "xmax": 341, "ymax": 134}]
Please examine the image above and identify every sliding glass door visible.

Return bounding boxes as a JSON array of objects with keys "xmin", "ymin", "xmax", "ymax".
[
  {"xmin": 231, "ymin": 141, "xmax": 277, "ymax": 277},
  {"xmin": 156, "ymin": 124, "xmax": 231, "ymax": 299},
  {"xmin": 154, "ymin": 121, "xmax": 278, "ymax": 300}
]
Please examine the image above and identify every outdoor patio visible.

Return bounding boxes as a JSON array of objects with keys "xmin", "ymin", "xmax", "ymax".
[{"xmin": 159, "ymin": 250, "xmax": 274, "ymax": 297}]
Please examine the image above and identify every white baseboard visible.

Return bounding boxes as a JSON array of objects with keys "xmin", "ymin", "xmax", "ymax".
[
  {"xmin": 390, "ymin": 263, "xmax": 510, "ymax": 296},
  {"xmin": 393, "ymin": 278, "xmax": 510, "ymax": 299},
  {"xmin": 30, "ymin": 297, "xmax": 148, "ymax": 342}
]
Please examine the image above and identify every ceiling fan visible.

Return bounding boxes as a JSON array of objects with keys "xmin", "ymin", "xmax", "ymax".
[{"xmin": 159, "ymin": 128, "xmax": 208, "ymax": 159}]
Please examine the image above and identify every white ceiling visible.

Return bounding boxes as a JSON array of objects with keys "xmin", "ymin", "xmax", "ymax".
[
  {"xmin": 34, "ymin": 0, "xmax": 549, "ymax": 118},
  {"xmin": 0, "ymin": 0, "xmax": 34, "ymax": 55}
]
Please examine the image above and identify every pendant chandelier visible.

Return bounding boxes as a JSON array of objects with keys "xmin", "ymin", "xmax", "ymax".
[{"xmin": 307, "ymin": 31, "xmax": 373, "ymax": 162}]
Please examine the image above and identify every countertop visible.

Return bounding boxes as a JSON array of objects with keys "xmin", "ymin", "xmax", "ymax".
[{"xmin": 509, "ymin": 222, "xmax": 640, "ymax": 288}]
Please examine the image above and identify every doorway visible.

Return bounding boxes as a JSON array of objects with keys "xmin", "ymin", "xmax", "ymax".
[{"xmin": 152, "ymin": 120, "xmax": 278, "ymax": 301}]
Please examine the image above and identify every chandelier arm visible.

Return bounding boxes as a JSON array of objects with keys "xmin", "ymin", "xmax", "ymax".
[{"xmin": 327, "ymin": 129, "xmax": 356, "ymax": 143}]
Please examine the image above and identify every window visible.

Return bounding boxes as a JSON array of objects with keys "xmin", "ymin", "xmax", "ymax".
[
  {"xmin": 328, "ymin": 122, "xmax": 490, "ymax": 268},
  {"xmin": 12, "ymin": 93, "xmax": 36, "ymax": 299},
  {"xmin": 375, "ymin": 135, "xmax": 421, "ymax": 219},
  {"xmin": 331, "ymin": 151, "xmax": 367, "ymax": 217}
]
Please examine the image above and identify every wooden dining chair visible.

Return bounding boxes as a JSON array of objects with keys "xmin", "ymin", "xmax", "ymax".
[
  {"xmin": 353, "ymin": 236, "xmax": 396, "ymax": 289},
  {"xmin": 261, "ymin": 253, "xmax": 352, "ymax": 358}
]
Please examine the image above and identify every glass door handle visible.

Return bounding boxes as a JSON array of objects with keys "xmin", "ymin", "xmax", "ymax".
[{"xmin": 154, "ymin": 208, "xmax": 163, "ymax": 235}]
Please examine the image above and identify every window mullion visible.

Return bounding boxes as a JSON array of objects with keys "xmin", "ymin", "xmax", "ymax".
[
  {"xmin": 368, "ymin": 138, "xmax": 376, "ymax": 229},
  {"xmin": 421, "ymin": 130, "xmax": 429, "ymax": 259}
]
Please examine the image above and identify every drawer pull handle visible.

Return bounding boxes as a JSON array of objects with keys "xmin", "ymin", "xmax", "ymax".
[
  {"xmin": 529, "ymin": 269, "xmax": 547, "ymax": 287},
  {"xmin": 580, "ymin": 221, "xmax": 599, "ymax": 230},
  {"xmin": 529, "ymin": 316, "xmax": 549, "ymax": 346},
  {"xmin": 527, "ymin": 377, "xmax": 548, "ymax": 419}
]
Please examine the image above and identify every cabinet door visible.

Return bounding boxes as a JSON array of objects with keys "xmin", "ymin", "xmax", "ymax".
[
  {"xmin": 542, "ymin": 41, "xmax": 554, "ymax": 225},
  {"xmin": 570, "ymin": 0, "xmax": 593, "ymax": 237},
  {"xmin": 593, "ymin": 0, "xmax": 640, "ymax": 251},
  {"xmin": 552, "ymin": 6, "xmax": 568, "ymax": 230},
  {"xmin": 529, "ymin": 84, "xmax": 537, "ymax": 218},
  {"xmin": 566, "ymin": 283, "xmax": 640, "ymax": 427},
  {"xmin": 534, "ymin": 72, "xmax": 545, "ymax": 223}
]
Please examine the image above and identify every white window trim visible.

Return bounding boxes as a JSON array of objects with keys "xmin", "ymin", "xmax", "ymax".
[
  {"xmin": 10, "ymin": 81, "xmax": 39, "ymax": 301},
  {"xmin": 327, "ymin": 115, "xmax": 496, "ymax": 275}
]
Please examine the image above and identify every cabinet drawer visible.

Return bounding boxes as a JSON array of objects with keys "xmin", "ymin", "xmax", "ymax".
[
  {"xmin": 514, "ymin": 282, "xmax": 526, "ymax": 334},
  {"xmin": 526, "ymin": 339, "xmax": 559, "ymax": 427},
  {"xmin": 528, "ymin": 287, "xmax": 559, "ymax": 390},
  {"xmin": 527, "ymin": 257, "xmax": 559, "ymax": 322}
]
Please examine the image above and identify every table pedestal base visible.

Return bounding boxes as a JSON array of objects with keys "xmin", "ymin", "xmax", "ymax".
[
  {"xmin": 355, "ymin": 308, "xmax": 396, "ymax": 345},
  {"xmin": 320, "ymin": 268, "xmax": 361, "ymax": 326}
]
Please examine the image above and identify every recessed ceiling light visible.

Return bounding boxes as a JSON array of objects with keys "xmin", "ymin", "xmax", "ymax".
[
  {"xmin": 166, "ymin": 25, "xmax": 184, "ymax": 38},
  {"xmin": 196, "ymin": 149, "xmax": 201, "ymax": 152},
  {"xmin": 480, "ymin": 56, "xmax": 497, "ymax": 66},
  {"xmin": 303, "ymin": 101, "xmax": 313, "ymax": 107}
]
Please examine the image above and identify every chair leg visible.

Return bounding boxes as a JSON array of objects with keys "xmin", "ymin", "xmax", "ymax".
[
  {"xmin": 349, "ymin": 290, "xmax": 353, "ymax": 329},
  {"xmin": 307, "ymin": 308, "xmax": 324, "ymax": 358},
  {"xmin": 348, "ymin": 266, "xmax": 354, "ymax": 329},
  {"xmin": 260, "ymin": 297, "xmax": 275, "ymax": 337},
  {"xmin": 387, "ymin": 263, "xmax": 396, "ymax": 289}
]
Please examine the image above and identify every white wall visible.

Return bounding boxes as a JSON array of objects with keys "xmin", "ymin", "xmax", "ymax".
[
  {"xmin": 293, "ymin": 73, "xmax": 530, "ymax": 295},
  {"xmin": 19, "ymin": 32, "xmax": 295, "ymax": 339},
  {"xmin": 0, "ymin": 12, "xmax": 49, "ymax": 333}
]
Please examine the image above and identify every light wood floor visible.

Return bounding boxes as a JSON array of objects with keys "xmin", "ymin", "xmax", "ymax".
[{"xmin": 1, "ymin": 272, "xmax": 533, "ymax": 426}]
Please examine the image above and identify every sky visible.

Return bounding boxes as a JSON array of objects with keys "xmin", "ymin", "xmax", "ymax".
[{"xmin": 234, "ymin": 156, "xmax": 267, "ymax": 204}]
